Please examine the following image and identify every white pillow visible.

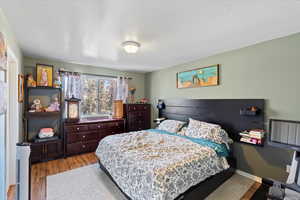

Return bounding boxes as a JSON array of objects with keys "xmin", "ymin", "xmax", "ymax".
[
  {"xmin": 185, "ymin": 118, "xmax": 223, "ymax": 144},
  {"xmin": 157, "ymin": 120, "xmax": 186, "ymax": 133}
]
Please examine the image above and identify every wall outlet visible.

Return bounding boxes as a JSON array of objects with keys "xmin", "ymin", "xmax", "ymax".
[{"xmin": 286, "ymin": 165, "xmax": 291, "ymax": 173}]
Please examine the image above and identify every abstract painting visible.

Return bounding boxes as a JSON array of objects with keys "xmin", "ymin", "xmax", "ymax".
[{"xmin": 177, "ymin": 64, "xmax": 219, "ymax": 88}]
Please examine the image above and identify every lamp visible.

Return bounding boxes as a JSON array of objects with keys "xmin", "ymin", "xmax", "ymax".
[
  {"xmin": 65, "ymin": 95, "xmax": 81, "ymax": 122},
  {"xmin": 122, "ymin": 41, "xmax": 140, "ymax": 54}
]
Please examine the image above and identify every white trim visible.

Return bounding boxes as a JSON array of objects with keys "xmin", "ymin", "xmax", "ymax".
[
  {"xmin": 236, "ymin": 169, "xmax": 262, "ymax": 183},
  {"xmin": 6, "ymin": 47, "xmax": 19, "ymax": 191}
]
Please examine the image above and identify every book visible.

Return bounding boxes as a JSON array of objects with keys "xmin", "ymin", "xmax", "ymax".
[
  {"xmin": 240, "ymin": 136, "xmax": 263, "ymax": 145},
  {"xmin": 239, "ymin": 132, "xmax": 264, "ymax": 139},
  {"xmin": 249, "ymin": 129, "xmax": 265, "ymax": 135},
  {"xmin": 240, "ymin": 137, "xmax": 256, "ymax": 144},
  {"xmin": 239, "ymin": 129, "xmax": 265, "ymax": 139}
]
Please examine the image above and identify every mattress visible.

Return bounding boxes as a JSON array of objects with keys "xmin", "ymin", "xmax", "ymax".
[{"xmin": 96, "ymin": 129, "xmax": 229, "ymax": 200}]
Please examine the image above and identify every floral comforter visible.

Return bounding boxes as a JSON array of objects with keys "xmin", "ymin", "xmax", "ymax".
[{"xmin": 96, "ymin": 129, "xmax": 229, "ymax": 200}]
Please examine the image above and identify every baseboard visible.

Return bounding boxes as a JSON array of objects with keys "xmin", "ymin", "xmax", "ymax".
[{"xmin": 236, "ymin": 169, "xmax": 262, "ymax": 183}]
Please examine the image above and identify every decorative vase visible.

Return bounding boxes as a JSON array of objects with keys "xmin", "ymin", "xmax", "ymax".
[
  {"xmin": 113, "ymin": 100, "xmax": 123, "ymax": 119},
  {"xmin": 129, "ymin": 87, "xmax": 136, "ymax": 104}
]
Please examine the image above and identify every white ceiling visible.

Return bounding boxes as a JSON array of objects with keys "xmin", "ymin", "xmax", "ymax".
[{"xmin": 2, "ymin": 0, "xmax": 300, "ymax": 72}]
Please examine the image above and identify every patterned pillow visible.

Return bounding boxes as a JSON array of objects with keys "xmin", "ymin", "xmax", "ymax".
[
  {"xmin": 218, "ymin": 129, "xmax": 233, "ymax": 150},
  {"xmin": 185, "ymin": 118, "xmax": 223, "ymax": 144},
  {"xmin": 157, "ymin": 120, "xmax": 186, "ymax": 133},
  {"xmin": 219, "ymin": 129, "xmax": 233, "ymax": 144}
]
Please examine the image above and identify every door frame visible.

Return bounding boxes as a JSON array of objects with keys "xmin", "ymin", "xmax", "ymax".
[
  {"xmin": 0, "ymin": 56, "xmax": 8, "ymax": 200},
  {"xmin": 6, "ymin": 47, "xmax": 20, "ymax": 191}
]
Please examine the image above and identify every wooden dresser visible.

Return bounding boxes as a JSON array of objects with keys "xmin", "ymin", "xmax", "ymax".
[
  {"xmin": 64, "ymin": 118, "xmax": 125, "ymax": 156},
  {"xmin": 123, "ymin": 104, "xmax": 151, "ymax": 132}
]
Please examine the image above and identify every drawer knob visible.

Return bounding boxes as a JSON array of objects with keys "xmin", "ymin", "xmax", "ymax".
[
  {"xmin": 98, "ymin": 125, "xmax": 101, "ymax": 128},
  {"xmin": 82, "ymin": 145, "xmax": 86, "ymax": 148},
  {"xmin": 77, "ymin": 127, "xmax": 80, "ymax": 130},
  {"xmin": 82, "ymin": 135, "xmax": 86, "ymax": 138}
]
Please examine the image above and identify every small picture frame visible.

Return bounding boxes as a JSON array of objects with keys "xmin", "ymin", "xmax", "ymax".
[
  {"xmin": 18, "ymin": 74, "xmax": 24, "ymax": 103},
  {"xmin": 36, "ymin": 64, "xmax": 53, "ymax": 87}
]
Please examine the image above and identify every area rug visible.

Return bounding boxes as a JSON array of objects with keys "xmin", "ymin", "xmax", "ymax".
[
  {"xmin": 47, "ymin": 164, "xmax": 254, "ymax": 200},
  {"xmin": 47, "ymin": 164, "xmax": 127, "ymax": 200}
]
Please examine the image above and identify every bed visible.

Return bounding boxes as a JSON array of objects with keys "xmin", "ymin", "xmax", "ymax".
[{"xmin": 96, "ymin": 99, "xmax": 265, "ymax": 200}]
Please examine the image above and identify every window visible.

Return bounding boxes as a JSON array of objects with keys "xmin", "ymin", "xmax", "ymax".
[{"xmin": 80, "ymin": 74, "xmax": 116, "ymax": 117}]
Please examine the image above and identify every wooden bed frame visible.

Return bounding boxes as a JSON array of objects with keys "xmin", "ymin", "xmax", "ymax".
[
  {"xmin": 98, "ymin": 99, "xmax": 265, "ymax": 200},
  {"xmin": 98, "ymin": 158, "xmax": 236, "ymax": 200}
]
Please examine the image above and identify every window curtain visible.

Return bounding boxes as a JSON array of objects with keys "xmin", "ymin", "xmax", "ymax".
[
  {"xmin": 61, "ymin": 72, "xmax": 81, "ymax": 119},
  {"xmin": 61, "ymin": 72, "xmax": 81, "ymax": 99},
  {"xmin": 114, "ymin": 76, "xmax": 129, "ymax": 103}
]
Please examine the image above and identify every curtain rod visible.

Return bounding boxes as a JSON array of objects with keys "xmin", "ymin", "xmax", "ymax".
[{"xmin": 58, "ymin": 69, "xmax": 132, "ymax": 80}]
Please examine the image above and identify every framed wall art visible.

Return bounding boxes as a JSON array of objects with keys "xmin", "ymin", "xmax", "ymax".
[
  {"xmin": 36, "ymin": 63, "xmax": 53, "ymax": 87},
  {"xmin": 177, "ymin": 64, "xmax": 219, "ymax": 89},
  {"xmin": 18, "ymin": 74, "xmax": 24, "ymax": 103}
]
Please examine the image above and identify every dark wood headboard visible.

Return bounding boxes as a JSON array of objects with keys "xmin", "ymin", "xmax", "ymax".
[{"xmin": 158, "ymin": 99, "xmax": 265, "ymax": 140}]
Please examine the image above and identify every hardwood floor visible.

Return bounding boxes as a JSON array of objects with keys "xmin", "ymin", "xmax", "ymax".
[
  {"xmin": 7, "ymin": 152, "xmax": 260, "ymax": 200},
  {"xmin": 240, "ymin": 182, "xmax": 262, "ymax": 200},
  {"xmin": 7, "ymin": 152, "xmax": 98, "ymax": 200}
]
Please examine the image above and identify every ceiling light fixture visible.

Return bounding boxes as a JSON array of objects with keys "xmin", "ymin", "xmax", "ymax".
[{"xmin": 122, "ymin": 41, "xmax": 140, "ymax": 54}]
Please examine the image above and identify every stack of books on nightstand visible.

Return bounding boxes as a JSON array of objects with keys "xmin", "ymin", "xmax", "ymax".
[{"xmin": 239, "ymin": 129, "xmax": 265, "ymax": 145}]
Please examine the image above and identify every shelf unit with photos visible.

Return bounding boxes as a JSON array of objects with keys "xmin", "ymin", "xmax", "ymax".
[{"xmin": 24, "ymin": 86, "xmax": 64, "ymax": 163}]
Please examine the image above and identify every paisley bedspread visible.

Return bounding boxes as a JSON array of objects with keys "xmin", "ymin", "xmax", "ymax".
[{"xmin": 96, "ymin": 129, "xmax": 230, "ymax": 200}]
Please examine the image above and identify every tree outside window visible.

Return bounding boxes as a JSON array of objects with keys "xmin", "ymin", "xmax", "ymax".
[{"xmin": 80, "ymin": 74, "xmax": 116, "ymax": 117}]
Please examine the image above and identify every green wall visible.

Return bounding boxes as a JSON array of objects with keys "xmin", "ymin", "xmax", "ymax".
[
  {"xmin": 24, "ymin": 57, "xmax": 146, "ymax": 100},
  {"xmin": 145, "ymin": 32, "xmax": 300, "ymax": 181}
]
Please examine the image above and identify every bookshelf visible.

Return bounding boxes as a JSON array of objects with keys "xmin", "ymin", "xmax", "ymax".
[
  {"xmin": 237, "ymin": 129, "xmax": 265, "ymax": 147},
  {"xmin": 24, "ymin": 86, "xmax": 64, "ymax": 163}
]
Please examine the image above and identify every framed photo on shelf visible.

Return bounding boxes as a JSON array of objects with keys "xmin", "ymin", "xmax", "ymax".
[
  {"xmin": 18, "ymin": 74, "xmax": 24, "ymax": 103},
  {"xmin": 36, "ymin": 63, "xmax": 53, "ymax": 87}
]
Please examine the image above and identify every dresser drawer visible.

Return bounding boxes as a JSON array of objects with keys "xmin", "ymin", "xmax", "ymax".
[
  {"xmin": 88, "ymin": 123, "xmax": 105, "ymax": 130},
  {"xmin": 128, "ymin": 104, "xmax": 149, "ymax": 111},
  {"xmin": 106, "ymin": 128, "xmax": 124, "ymax": 135},
  {"xmin": 66, "ymin": 140, "xmax": 99, "ymax": 155},
  {"xmin": 64, "ymin": 119, "xmax": 125, "ymax": 156},
  {"xmin": 65, "ymin": 125, "xmax": 89, "ymax": 133},
  {"xmin": 128, "ymin": 126, "xmax": 144, "ymax": 132},
  {"xmin": 106, "ymin": 121, "xmax": 124, "ymax": 129},
  {"xmin": 67, "ymin": 132, "xmax": 99, "ymax": 143}
]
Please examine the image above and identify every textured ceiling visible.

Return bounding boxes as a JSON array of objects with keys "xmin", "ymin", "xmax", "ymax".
[{"xmin": 2, "ymin": 0, "xmax": 300, "ymax": 72}]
